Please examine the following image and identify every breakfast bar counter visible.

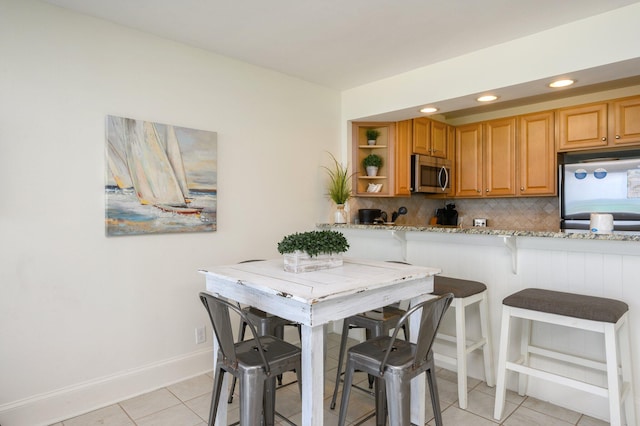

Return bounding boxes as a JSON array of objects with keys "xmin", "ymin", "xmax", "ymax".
[{"xmin": 318, "ymin": 223, "xmax": 640, "ymax": 423}]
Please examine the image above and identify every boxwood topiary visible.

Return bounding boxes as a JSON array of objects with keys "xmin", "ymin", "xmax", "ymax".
[{"xmin": 277, "ymin": 230, "xmax": 349, "ymax": 257}]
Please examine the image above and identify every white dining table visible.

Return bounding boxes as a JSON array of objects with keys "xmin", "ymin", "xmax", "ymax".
[{"xmin": 200, "ymin": 257, "xmax": 440, "ymax": 426}]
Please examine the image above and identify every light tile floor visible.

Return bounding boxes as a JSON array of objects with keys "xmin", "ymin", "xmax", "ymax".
[{"xmin": 52, "ymin": 333, "xmax": 609, "ymax": 426}]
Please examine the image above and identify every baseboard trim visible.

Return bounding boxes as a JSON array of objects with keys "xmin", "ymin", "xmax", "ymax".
[{"xmin": 0, "ymin": 348, "xmax": 213, "ymax": 426}]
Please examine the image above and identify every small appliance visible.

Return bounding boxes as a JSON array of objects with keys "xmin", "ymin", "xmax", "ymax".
[{"xmin": 411, "ymin": 155, "xmax": 452, "ymax": 194}]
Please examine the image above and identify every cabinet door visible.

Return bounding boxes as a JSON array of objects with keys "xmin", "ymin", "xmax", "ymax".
[
  {"xmin": 557, "ymin": 103, "xmax": 608, "ymax": 151},
  {"xmin": 394, "ymin": 120, "xmax": 412, "ymax": 196},
  {"xmin": 518, "ymin": 112, "xmax": 556, "ymax": 196},
  {"xmin": 455, "ymin": 123, "xmax": 483, "ymax": 197},
  {"xmin": 611, "ymin": 96, "xmax": 640, "ymax": 146},
  {"xmin": 430, "ymin": 120, "xmax": 448, "ymax": 158},
  {"xmin": 412, "ymin": 117, "xmax": 430, "ymax": 155},
  {"xmin": 484, "ymin": 118, "xmax": 516, "ymax": 196}
]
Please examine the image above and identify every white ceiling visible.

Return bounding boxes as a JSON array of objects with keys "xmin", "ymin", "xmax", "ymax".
[{"xmin": 42, "ymin": 0, "xmax": 640, "ymax": 91}]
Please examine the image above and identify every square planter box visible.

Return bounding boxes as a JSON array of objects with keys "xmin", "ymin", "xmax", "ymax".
[{"xmin": 283, "ymin": 251, "xmax": 343, "ymax": 273}]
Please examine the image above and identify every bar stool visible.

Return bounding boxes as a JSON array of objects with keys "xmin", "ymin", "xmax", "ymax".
[
  {"xmin": 337, "ymin": 293, "xmax": 454, "ymax": 426},
  {"xmin": 228, "ymin": 260, "xmax": 301, "ymax": 403},
  {"xmin": 329, "ymin": 305, "xmax": 408, "ymax": 411},
  {"xmin": 199, "ymin": 292, "xmax": 302, "ymax": 426},
  {"xmin": 431, "ymin": 275, "xmax": 495, "ymax": 409},
  {"xmin": 493, "ymin": 288, "xmax": 636, "ymax": 426}
]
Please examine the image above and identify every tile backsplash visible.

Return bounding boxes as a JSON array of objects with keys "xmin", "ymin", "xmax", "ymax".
[{"xmin": 347, "ymin": 195, "xmax": 560, "ymax": 231}]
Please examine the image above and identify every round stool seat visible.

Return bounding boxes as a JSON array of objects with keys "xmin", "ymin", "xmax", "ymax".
[
  {"xmin": 503, "ymin": 288, "xmax": 628, "ymax": 323},
  {"xmin": 433, "ymin": 275, "xmax": 486, "ymax": 298}
]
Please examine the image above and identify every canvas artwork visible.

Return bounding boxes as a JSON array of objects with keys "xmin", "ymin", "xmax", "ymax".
[{"xmin": 105, "ymin": 115, "xmax": 217, "ymax": 236}]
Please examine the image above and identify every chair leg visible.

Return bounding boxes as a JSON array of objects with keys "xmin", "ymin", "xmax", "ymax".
[
  {"xmin": 454, "ymin": 297, "xmax": 468, "ymax": 409},
  {"xmin": 374, "ymin": 377, "xmax": 386, "ymax": 426},
  {"xmin": 426, "ymin": 361, "xmax": 443, "ymax": 426},
  {"xmin": 240, "ymin": 373, "xmax": 265, "ymax": 426},
  {"xmin": 337, "ymin": 358, "xmax": 356, "ymax": 426},
  {"xmin": 493, "ymin": 306, "xmax": 511, "ymax": 421},
  {"xmin": 263, "ymin": 376, "xmax": 277, "ymax": 426},
  {"xmin": 385, "ymin": 372, "xmax": 411, "ymax": 426},
  {"xmin": 330, "ymin": 320, "xmax": 351, "ymax": 410},
  {"xmin": 228, "ymin": 321, "xmax": 248, "ymax": 404},
  {"xmin": 479, "ymin": 292, "xmax": 495, "ymax": 387},
  {"xmin": 209, "ymin": 369, "xmax": 225, "ymax": 426}
]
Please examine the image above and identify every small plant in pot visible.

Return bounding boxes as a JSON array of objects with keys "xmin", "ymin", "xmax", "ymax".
[
  {"xmin": 363, "ymin": 154, "xmax": 383, "ymax": 176},
  {"xmin": 366, "ymin": 128, "xmax": 380, "ymax": 145},
  {"xmin": 278, "ymin": 230, "xmax": 350, "ymax": 273}
]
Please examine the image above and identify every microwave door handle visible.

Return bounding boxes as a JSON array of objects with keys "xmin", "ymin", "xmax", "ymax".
[{"xmin": 438, "ymin": 166, "xmax": 449, "ymax": 191}]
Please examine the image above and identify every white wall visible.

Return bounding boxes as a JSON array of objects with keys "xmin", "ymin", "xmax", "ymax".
[{"xmin": 0, "ymin": 1, "xmax": 340, "ymax": 424}]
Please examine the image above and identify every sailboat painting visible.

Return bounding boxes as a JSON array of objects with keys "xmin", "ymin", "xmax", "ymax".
[{"xmin": 105, "ymin": 115, "xmax": 217, "ymax": 236}]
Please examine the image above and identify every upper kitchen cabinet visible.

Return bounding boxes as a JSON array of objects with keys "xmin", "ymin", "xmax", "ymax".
[
  {"xmin": 394, "ymin": 120, "xmax": 412, "ymax": 196},
  {"xmin": 557, "ymin": 95, "xmax": 640, "ymax": 151},
  {"xmin": 455, "ymin": 118, "xmax": 516, "ymax": 197},
  {"xmin": 412, "ymin": 117, "xmax": 448, "ymax": 158},
  {"xmin": 455, "ymin": 123, "xmax": 483, "ymax": 197},
  {"xmin": 518, "ymin": 111, "xmax": 556, "ymax": 196},
  {"xmin": 352, "ymin": 121, "xmax": 409, "ymax": 197},
  {"xmin": 611, "ymin": 96, "xmax": 640, "ymax": 146},
  {"xmin": 557, "ymin": 102, "xmax": 608, "ymax": 150}
]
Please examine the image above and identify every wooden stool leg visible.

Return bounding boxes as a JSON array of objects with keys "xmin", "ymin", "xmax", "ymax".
[
  {"xmin": 454, "ymin": 297, "xmax": 468, "ymax": 409},
  {"xmin": 493, "ymin": 305, "xmax": 511, "ymax": 421},
  {"xmin": 618, "ymin": 315, "xmax": 636, "ymax": 426},
  {"xmin": 605, "ymin": 322, "xmax": 623, "ymax": 426},
  {"xmin": 518, "ymin": 317, "xmax": 531, "ymax": 396},
  {"xmin": 479, "ymin": 292, "xmax": 495, "ymax": 387}
]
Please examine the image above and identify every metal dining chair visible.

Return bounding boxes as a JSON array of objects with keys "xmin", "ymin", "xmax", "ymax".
[
  {"xmin": 337, "ymin": 293, "xmax": 454, "ymax": 426},
  {"xmin": 228, "ymin": 260, "xmax": 302, "ymax": 403},
  {"xmin": 199, "ymin": 292, "xmax": 302, "ymax": 426}
]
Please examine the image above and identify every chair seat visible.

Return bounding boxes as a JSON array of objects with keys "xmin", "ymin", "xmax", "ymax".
[
  {"xmin": 231, "ymin": 336, "xmax": 301, "ymax": 370},
  {"xmin": 432, "ymin": 275, "xmax": 486, "ymax": 298},
  {"xmin": 349, "ymin": 336, "xmax": 421, "ymax": 373},
  {"xmin": 503, "ymin": 288, "xmax": 628, "ymax": 323}
]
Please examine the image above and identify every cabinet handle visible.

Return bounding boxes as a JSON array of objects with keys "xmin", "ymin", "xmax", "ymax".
[
  {"xmin": 601, "ymin": 137, "xmax": 607, "ymax": 141},
  {"xmin": 521, "ymin": 187, "xmax": 524, "ymax": 191},
  {"xmin": 616, "ymin": 135, "xmax": 621, "ymax": 139},
  {"xmin": 485, "ymin": 189, "xmax": 489, "ymax": 192},
  {"xmin": 477, "ymin": 189, "xmax": 481, "ymax": 193}
]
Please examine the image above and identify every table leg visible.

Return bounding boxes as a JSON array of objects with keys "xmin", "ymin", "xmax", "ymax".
[
  {"xmin": 410, "ymin": 292, "xmax": 435, "ymax": 425},
  {"xmin": 301, "ymin": 324, "xmax": 325, "ymax": 426}
]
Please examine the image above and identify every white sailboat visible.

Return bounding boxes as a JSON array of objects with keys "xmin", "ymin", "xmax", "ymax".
[{"xmin": 107, "ymin": 116, "xmax": 202, "ymax": 215}]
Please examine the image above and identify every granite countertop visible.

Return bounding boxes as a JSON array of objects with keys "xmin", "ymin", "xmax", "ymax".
[{"xmin": 318, "ymin": 223, "xmax": 640, "ymax": 242}]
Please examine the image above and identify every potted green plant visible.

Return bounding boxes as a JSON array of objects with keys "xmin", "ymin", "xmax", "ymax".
[
  {"xmin": 363, "ymin": 153, "xmax": 383, "ymax": 176},
  {"xmin": 366, "ymin": 129, "xmax": 380, "ymax": 145},
  {"xmin": 277, "ymin": 230, "xmax": 349, "ymax": 273},
  {"xmin": 323, "ymin": 152, "xmax": 353, "ymax": 223}
]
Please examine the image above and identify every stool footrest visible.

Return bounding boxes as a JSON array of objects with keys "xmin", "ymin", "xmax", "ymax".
[
  {"xmin": 506, "ymin": 361, "xmax": 609, "ymax": 397},
  {"xmin": 435, "ymin": 333, "xmax": 488, "ymax": 355},
  {"xmin": 527, "ymin": 344, "xmax": 608, "ymax": 373}
]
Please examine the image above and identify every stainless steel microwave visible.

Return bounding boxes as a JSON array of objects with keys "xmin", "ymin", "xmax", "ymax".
[{"xmin": 411, "ymin": 155, "xmax": 452, "ymax": 194}]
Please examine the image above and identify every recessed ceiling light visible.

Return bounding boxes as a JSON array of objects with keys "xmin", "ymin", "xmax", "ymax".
[
  {"xmin": 477, "ymin": 95, "xmax": 498, "ymax": 102},
  {"xmin": 419, "ymin": 107, "xmax": 438, "ymax": 113},
  {"xmin": 549, "ymin": 79, "xmax": 575, "ymax": 88}
]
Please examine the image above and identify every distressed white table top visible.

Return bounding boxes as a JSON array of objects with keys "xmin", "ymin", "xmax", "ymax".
[{"xmin": 200, "ymin": 258, "xmax": 440, "ymax": 327}]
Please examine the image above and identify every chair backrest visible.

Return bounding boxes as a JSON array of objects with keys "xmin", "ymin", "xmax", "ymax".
[
  {"xmin": 379, "ymin": 293, "xmax": 453, "ymax": 374},
  {"xmin": 199, "ymin": 292, "xmax": 271, "ymax": 372}
]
